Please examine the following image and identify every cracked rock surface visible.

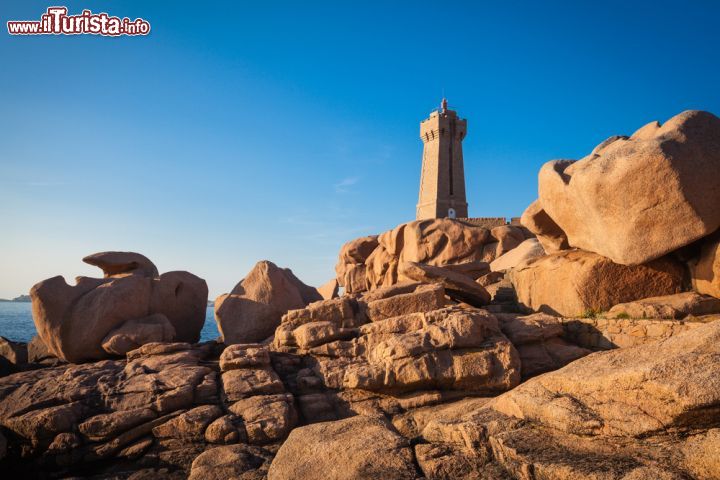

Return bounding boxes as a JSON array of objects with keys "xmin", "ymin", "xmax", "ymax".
[{"xmin": 1, "ymin": 287, "xmax": 718, "ymax": 479}]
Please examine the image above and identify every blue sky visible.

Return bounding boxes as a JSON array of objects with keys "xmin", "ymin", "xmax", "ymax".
[{"xmin": 1, "ymin": 1, "xmax": 719, "ymax": 299}]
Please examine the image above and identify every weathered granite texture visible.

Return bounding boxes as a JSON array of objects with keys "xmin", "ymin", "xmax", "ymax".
[
  {"xmin": 536, "ymin": 110, "xmax": 720, "ymax": 265},
  {"xmin": 560, "ymin": 315, "xmax": 712, "ymax": 350},
  {"xmin": 336, "ymin": 219, "xmax": 532, "ymax": 294},
  {"xmin": 30, "ymin": 252, "xmax": 208, "ymax": 363}
]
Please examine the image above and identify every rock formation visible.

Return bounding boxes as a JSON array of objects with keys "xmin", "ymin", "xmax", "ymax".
[
  {"xmin": 0, "ymin": 342, "xmax": 221, "ymax": 476},
  {"xmin": 0, "ymin": 337, "xmax": 27, "ymax": 367},
  {"xmin": 536, "ymin": 110, "xmax": 720, "ymax": 265},
  {"xmin": 189, "ymin": 444, "xmax": 275, "ymax": 480},
  {"xmin": 2, "ymin": 316, "xmax": 717, "ymax": 479},
  {"xmin": 268, "ymin": 415, "xmax": 418, "ymax": 480},
  {"xmin": 335, "ymin": 235, "xmax": 379, "ymax": 293},
  {"xmin": 214, "ymin": 261, "xmax": 321, "ymax": 345},
  {"xmin": 218, "ymin": 343, "xmax": 296, "ymax": 443},
  {"xmin": 336, "ymin": 218, "xmax": 531, "ymax": 294},
  {"xmin": 489, "ymin": 238, "xmax": 545, "ymax": 272},
  {"xmin": 398, "ymin": 261, "xmax": 491, "ymax": 306},
  {"xmin": 274, "ymin": 287, "xmax": 521, "ymax": 403},
  {"xmin": 510, "ymin": 249, "xmax": 684, "ymax": 317},
  {"xmin": 690, "ymin": 230, "xmax": 720, "ymax": 298},
  {"xmin": 496, "ymin": 313, "xmax": 590, "ymax": 379},
  {"xmin": 30, "ymin": 252, "xmax": 208, "ymax": 363},
  {"xmin": 490, "ymin": 319, "xmax": 720, "ymax": 437},
  {"xmin": 519, "ymin": 199, "xmax": 569, "ymax": 253},
  {"xmin": 411, "ymin": 324, "xmax": 720, "ymax": 479},
  {"xmin": 5, "ymin": 109, "xmax": 720, "ymax": 479},
  {"xmin": 27, "ymin": 335, "xmax": 60, "ymax": 366},
  {"xmin": 83, "ymin": 251, "xmax": 159, "ymax": 278},
  {"xmin": 606, "ymin": 291, "xmax": 720, "ymax": 319},
  {"xmin": 317, "ymin": 278, "xmax": 339, "ymax": 300}
]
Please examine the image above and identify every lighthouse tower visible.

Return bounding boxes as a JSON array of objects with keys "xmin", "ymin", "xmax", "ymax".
[{"xmin": 416, "ymin": 98, "xmax": 468, "ymax": 220}]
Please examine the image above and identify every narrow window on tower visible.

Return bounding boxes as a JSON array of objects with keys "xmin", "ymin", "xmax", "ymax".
[{"xmin": 448, "ymin": 122, "xmax": 454, "ymax": 195}]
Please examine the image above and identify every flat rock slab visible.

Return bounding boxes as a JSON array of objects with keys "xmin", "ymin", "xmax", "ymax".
[
  {"xmin": 399, "ymin": 261, "xmax": 491, "ymax": 307},
  {"xmin": 607, "ymin": 291, "xmax": 720, "ymax": 319},
  {"xmin": 489, "ymin": 319, "xmax": 720, "ymax": 437}
]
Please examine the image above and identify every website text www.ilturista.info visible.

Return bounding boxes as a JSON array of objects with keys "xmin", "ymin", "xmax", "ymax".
[{"xmin": 7, "ymin": 7, "xmax": 150, "ymax": 36}]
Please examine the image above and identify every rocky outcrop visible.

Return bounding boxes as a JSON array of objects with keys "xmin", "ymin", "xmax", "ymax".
[
  {"xmin": 690, "ymin": 231, "xmax": 720, "ymax": 298},
  {"xmin": 27, "ymin": 335, "xmax": 60, "ymax": 365},
  {"xmin": 496, "ymin": 313, "xmax": 590, "ymax": 379},
  {"xmin": 268, "ymin": 415, "xmax": 418, "ymax": 480},
  {"xmin": 101, "ymin": 314, "xmax": 176, "ymax": 355},
  {"xmin": 0, "ymin": 342, "xmax": 221, "ymax": 476},
  {"xmin": 682, "ymin": 429, "xmax": 720, "ymax": 480},
  {"xmin": 489, "ymin": 225, "xmax": 526, "ymax": 258},
  {"xmin": 561, "ymin": 315, "xmax": 710, "ymax": 350},
  {"xmin": 537, "ymin": 110, "xmax": 720, "ymax": 265},
  {"xmin": 365, "ymin": 219, "xmax": 495, "ymax": 290},
  {"xmin": 6, "ymin": 278, "xmax": 714, "ymax": 480},
  {"xmin": 400, "ymin": 320, "xmax": 720, "ymax": 479},
  {"xmin": 418, "ymin": 405, "xmax": 691, "ymax": 480},
  {"xmin": 30, "ymin": 252, "xmax": 208, "ymax": 363},
  {"xmin": 10, "ymin": 108, "xmax": 720, "ymax": 479},
  {"xmin": 267, "ymin": 317, "xmax": 720, "ymax": 480},
  {"xmin": 441, "ymin": 260, "xmax": 491, "ymax": 280},
  {"xmin": 489, "ymin": 238, "xmax": 545, "ymax": 272},
  {"xmin": 272, "ymin": 286, "xmax": 521, "ymax": 425},
  {"xmin": 317, "ymin": 278, "xmax": 339, "ymax": 300},
  {"xmin": 398, "ymin": 261, "xmax": 491, "ymax": 306},
  {"xmin": 188, "ymin": 444, "xmax": 275, "ymax": 480},
  {"xmin": 0, "ymin": 336, "xmax": 28, "ymax": 366},
  {"xmin": 335, "ymin": 235, "xmax": 379, "ymax": 294},
  {"xmin": 510, "ymin": 249, "xmax": 684, "ymax": 317},
  {"xmin": 0, "ymin": 340, "xmax": 298, "ymax": 478},
  {"xmin": 219, "ymin": 343, "xmax": 297, "ymax": 444},
  {"xmin": 607, "ymin": 291, "xmax": 720, "ymax": 319},
  {"xmin": 490, "ymin": 319, "xmax": 720, "ymax": 436},
  {"xmin": 476, "ymin": 271, "xmax": 504, "ymax": 288},
  {"xmin": 520, "ymin": 199, "xmax": 569, "ymax": 253},
  {"xmin": 83, "ymin": 251, "xmax": 159, "ymax": 278},
  {"xmin": 214, "ymin": 261, "xmax": 321, "ymax": 345},
  {"xmin": 336, "ymin": 219, "xmax": 529, "ymax": 294}
]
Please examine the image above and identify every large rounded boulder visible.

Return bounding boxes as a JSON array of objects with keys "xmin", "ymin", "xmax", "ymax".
[
  {"xmin": 538, "ymin": 110, "xmax": 720, "ymax": 265},
  {"xmin": 509, "ymin": 249, "xmax": 685, "ymax": 317},
  {"xmin": 214, "ymin": 261, "xmax": 321, "ymax": 344}
]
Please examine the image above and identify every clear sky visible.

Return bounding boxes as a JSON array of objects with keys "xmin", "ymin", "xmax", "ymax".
[{"xmin": 1, "ymin": 1, "xmax": 719, "ymax": 299}]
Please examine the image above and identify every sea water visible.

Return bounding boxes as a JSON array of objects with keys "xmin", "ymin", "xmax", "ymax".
[{"xmin": 0, "ymin": 303, "xmax": 220, "ymax": 343}]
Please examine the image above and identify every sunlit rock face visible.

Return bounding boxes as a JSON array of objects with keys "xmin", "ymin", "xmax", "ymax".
[
  {"xmin": 214, "ymin": 260, "xmax": 321, "ymax": 345},
  {"xmin": 31, "ymin": 251, "xmax": 207, "ymax": 363},
  {"xmin": 336, "ymin": 218, "xmax": 530, "ymax": 294},
  {"xmin": 537, "ymin": 110, "xmax": 720, "ymax": 266}
]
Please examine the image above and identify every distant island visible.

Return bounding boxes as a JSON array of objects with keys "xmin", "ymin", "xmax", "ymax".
[{"xmin": 0, "ymin": 295, "xmax": 30, "ymax": 303}]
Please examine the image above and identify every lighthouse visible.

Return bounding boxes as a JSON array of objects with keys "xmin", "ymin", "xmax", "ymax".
[{"xmin": 416, "ymin": 98, "xmax": 468, "ymax": 220}]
